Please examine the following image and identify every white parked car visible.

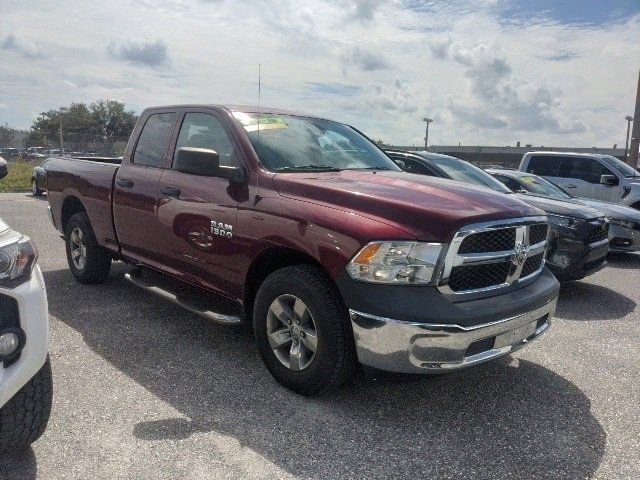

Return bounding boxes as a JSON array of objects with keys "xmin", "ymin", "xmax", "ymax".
[
  {"xmin": 520, "ymin": 151, "xmax": 640, "ymax": 209},
  {"xmin": 0, "ymin": 217, "xmax": 52, "ymax": 452}
]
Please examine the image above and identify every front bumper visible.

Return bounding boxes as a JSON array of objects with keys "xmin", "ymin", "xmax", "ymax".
[
  {"xmin": 337, "ymin": 268, "xmax": 559, "ymax": 374},
  {"xmin": 350, "ymin": 298, "xmax": 555, "ymax": 373},
  {"xmin": 0, "ymin": 265, "xmax": 49, "ymax": 408},
  {"xmin": 608, "ymin": 223, "xmax": 640, "ymax": 252}
]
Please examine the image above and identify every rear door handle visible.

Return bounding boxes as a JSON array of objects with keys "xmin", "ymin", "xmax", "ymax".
[
  {"xmin": 564, "ymin": 184, "xmax": 577, "ymax": 189},
  {"xmin": 160, "ymin": 186, "xmax": 181, "ymax": 197},
  {"xmin": 116, "ymin": 178, "xmax": 134, "ymax": 188}
]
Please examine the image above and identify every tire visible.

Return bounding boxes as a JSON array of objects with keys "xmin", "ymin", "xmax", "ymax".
[
  {"xmin": 31, "ymin": 179, "xmax": 43, "ymax": 197},
  {"xmin": 253, "ymin": 265, "xmax": 357, "ymax": 395},
  {"xmin": 65, "ymin": 212, "xmax": 112, "ymax": 284},
  {"xmin": 0, "ymin": 357, "xmax": 53, "ymax": 453}
]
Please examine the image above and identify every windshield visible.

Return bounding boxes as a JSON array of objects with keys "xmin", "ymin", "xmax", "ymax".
[
  {"xmin": 515, "ymin": 174, "xmax": 573, "ymax": 200},
  {"xmin": 600, "ymin": 155, "xmax": 640, "ymax": 178},
  {"xmin": 427, "ymin": 156, "xmax": 512, "ymax": 193},
  {"xmin": 233, "ymin": 112, "xmax": 400, "ymax": 172}
]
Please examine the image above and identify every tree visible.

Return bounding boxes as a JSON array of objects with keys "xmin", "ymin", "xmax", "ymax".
[
  {"xmin": 0, "ymin": 123, "xmax": 17, "ymax": 147},
  {"xmin": 89, "ymin": 100, "xmax": 138, "ymax": 156},
  {"xmin": 26, "ymin": 100, "xmax": 138, "ymax": 155}
]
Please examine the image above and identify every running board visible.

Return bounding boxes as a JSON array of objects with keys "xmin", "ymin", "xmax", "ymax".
[{"xmin": 124, "ymin": 268, "xmax": 243, "ymax": 325}]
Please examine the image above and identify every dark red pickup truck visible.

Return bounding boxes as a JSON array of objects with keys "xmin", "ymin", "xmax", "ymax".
[{"xmin": 45, "ymin": 105, "xmax": 559, "ymax": 394}]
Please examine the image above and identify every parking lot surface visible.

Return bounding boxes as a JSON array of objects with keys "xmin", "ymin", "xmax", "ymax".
[{"xmin": 0, "ymin": 193, "xmax": 638, "ymax": 480}]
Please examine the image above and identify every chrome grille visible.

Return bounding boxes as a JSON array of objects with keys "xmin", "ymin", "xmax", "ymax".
[
  {"xmin": 458, "ymin": 228, "xmax": 516, "ymax": 254},
  {"xmin": 439, "ymin": 216, "xmax": 549, "ymax": 295}
]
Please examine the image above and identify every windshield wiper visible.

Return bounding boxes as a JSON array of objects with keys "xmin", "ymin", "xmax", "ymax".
[
  {"xmin": 344, "ymin": 166, "xmax": 392, "ymax": 171},
  {"xmin": 277, "ymin": 165, "xmax": 342, "ymax": 172}
]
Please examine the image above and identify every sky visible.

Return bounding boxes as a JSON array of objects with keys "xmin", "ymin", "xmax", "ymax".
[{"xmin": 1, "ymin": 0, "xmax": 639, "ymax": 148}]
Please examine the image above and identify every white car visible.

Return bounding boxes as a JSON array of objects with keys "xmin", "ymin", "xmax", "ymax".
[
  {"xmin": 0, "ymin": 217, "xmax": 52, "ymax": 452},
  {"xmin": 520, "ymin": 151, "xmax": 640, "ymax": 209}
]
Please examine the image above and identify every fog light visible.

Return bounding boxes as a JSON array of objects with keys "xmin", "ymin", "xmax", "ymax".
[{"xmin": 0, "ymin": 332, "xmax": 20, "ymax": 356}]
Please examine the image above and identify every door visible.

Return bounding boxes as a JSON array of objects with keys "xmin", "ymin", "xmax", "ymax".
[
  {"xmin": 557, "ymin": 156, "xmax": 620, "ymax": 201},
  {"xmin": 156, "ymin": 111, "xmax": 244, "ymax": 296},
  {"xmin": 113, "ymin": 111, "xmax": 178, "ymax": 265}
]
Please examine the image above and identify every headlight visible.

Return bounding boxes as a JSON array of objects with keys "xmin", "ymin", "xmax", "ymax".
[
  {"xmin": 347, "ymin": 241, "xmax": 443, "ymax": 284},
  {"xmin": 0, "ymin": 234, "xmax": 38, "ymax": 287},
  {"xmin": 547, "ymin": 214, "xmax": 585, "ymax": 230},
  {"xmin": 608, "ymin": 218, "xmax": 634, "ymax": 229}
]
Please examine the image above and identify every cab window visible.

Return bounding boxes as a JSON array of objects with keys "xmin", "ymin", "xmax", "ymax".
[
  {"xmin": 526, "ymin": 155, "xmax": 561, "ymax": 176},
  {"xmin": 559, "ymin": 157, "xmax": 612, "ymax": 184},
  {"xmin": 133, "ymin": 112, "xmax": 178, "ymax": 168}
]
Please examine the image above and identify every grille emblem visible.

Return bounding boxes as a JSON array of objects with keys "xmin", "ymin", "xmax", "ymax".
[{"xmin": 513, "ymin": 242, "xmax": 529, "ymax": 266}]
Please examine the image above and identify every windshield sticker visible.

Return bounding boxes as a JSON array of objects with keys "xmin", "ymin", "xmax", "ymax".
[
  {"xmin": 233, "ymin": 112, "xmax": 288, "ymax": 132},
  {"xmin": 520, "ymin": 176, "xmax": 537, "ymax": 184}
]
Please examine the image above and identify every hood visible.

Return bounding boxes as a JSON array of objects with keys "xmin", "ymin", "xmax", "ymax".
[
  {"xmin": 514, "ymin": 193, "xmax": 601, "ymax": 219},
  {"xmin": 577, "ymin": 198, "xmax": 640, "ymax": 221},
  {"xmin": 273, "ymin": 170, "xmax": 543, "ymax": 242}
]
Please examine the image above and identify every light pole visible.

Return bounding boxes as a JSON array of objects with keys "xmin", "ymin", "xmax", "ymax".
[
  {"xmin": 624, "ymin": 115, "xmax": 634, "ymax": 162},
  {"xmin": 423, "ymin": 117, "xmax": 433, "ymax": 150}
]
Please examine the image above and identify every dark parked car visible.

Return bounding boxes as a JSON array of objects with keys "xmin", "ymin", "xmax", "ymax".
[
  {"xmin": 488, "ymin": 169, "xmax": 640, "ymax": 253},
  {"xmin": 0, "ymin": 156, "xmax": 7, "ymax": 180},
  {"xmin": 42, "ymin": 105, "xmax": 559, "ymax": 394},
  {"xmin": 387, "ymin": 150, "xmax": 609, "ymax": 281},
  {"xmin": 31, "ymin": 160, "xmax": 49, "ymax": 196}
]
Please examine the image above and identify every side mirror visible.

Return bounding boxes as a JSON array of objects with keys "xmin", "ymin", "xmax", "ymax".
[
  {"xmin": 174, "ymin": 147, "xmax": 221, "ymax": 177},
  {"xmin": 600, "ymin": 174, "xmax": 618, "ymax": 186},
  {"xmin": 228, "ymin": 166, "xmax": 247, "ymax": 187}
]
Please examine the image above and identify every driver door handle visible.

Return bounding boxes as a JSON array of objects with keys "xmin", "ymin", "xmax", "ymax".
[
  {"xmin": 564, "ymin": 184, "xmax": 577, "ymax": 189},
  {"xmin": 160, "ymin": 186, "xmax": 181, "ymax": 197},
  {"xmin": 116, "ymin": 178, "xmax": 134, "ymax": 188}
]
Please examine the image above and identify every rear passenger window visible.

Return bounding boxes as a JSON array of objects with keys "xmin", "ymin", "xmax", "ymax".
[
  {"xmin": 133, "ymin": 113, "xmax": 178, "ymax": 168},
  {"xmin": 526, "ymin": 155, "xmax": 560, "ymax": 176}
]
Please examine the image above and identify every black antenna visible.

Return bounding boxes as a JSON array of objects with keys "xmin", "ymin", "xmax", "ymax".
[{"xmin": 254, "ymin": 64, "xmax": 262, "ymax": 204}]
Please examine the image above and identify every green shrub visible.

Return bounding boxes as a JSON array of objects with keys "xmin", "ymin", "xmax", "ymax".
[{"xmin": 0, "ymin": 160, "xmax": 41, "ymax": 192}]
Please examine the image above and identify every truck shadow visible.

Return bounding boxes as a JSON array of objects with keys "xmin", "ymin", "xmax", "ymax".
[
  {"xmin": 557, "ymin": 282, "xmax": 636, "ymax": 321},
  {"xmin": 42, "ymin": 266, "xmax": 606, "ymax": 479}
]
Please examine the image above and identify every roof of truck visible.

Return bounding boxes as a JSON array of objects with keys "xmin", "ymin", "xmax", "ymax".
[{"xmin": 143, "ymin": 104, "xmax": 317, "ymax": 118}]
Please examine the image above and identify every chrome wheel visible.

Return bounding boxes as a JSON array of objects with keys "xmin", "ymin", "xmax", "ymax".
[
  {"xmin": 32, "ymin": 181, "xmax": 38, "ymax": 196},
  {"xmin": 266, "ymin": 294, "xmax": 318, "ymax": 371},
  {"xmin": 70, "ymin": 227, "xmax": 87, "ymax": 270}
]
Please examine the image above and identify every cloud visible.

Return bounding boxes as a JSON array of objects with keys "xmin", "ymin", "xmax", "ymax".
[
  {"xmin": 342, "ymin": 79, "xmax": 418, "ymax": 115},
  {"xmin": 342, "ymin": 47, "xmax": 391, "ymax": 72},
  {"xmin": 430, "ymin": 39, "xmax": 587, "ymax": 134},
  {"xmin": 345, "ymin": 0, "xmax": 385, "ymax": 24},
  {"xmin": 107, "ymin": 39, "xmax": 169, "ymax": 67},
  {"xmin": 1, "ymin": 34, "xmax": 44, "ymax": 59}
]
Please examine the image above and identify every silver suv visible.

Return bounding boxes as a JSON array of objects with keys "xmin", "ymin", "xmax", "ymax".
[{"xmin": 519, "ymin": 152, "xmax": 640, "ymax": 210}]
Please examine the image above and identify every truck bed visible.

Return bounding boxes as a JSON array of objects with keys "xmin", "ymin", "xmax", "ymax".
[{"xmin": 45, "ymin": 155, "xmax": 121, "ymax": 252}]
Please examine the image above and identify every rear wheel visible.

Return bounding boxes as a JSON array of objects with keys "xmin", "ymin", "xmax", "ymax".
[
  {"xmin": 0, "ymin": 357, "xmax": 53, "ymax": 453},
  {"xmin": 253, "ymin": 265, "xmax": 357, "ymax": 395},
  {"xmin": 65, "ymin": 212, "xmax": 112, "ymax": 284},
  {"xmin": 31, "ymin": 179, "xmax": 43, "ymax": 197}
]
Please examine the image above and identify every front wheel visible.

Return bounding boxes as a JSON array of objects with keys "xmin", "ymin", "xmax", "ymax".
[
  {"xmin": 31, "ymin": 179, "xmax": 43, "ymax": 197},
  {"xmin": 65, "ymin": 212, "xmax": 112, "ymax": 284},
  {"xmin": 0, "ymin": 357, "xmax": 53, "ymax": 452},
  {"xmin": 253, "ymin": 265, "xmax": 357, "ymax": 395}
]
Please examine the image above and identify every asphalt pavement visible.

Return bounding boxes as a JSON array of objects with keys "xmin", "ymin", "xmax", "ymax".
[{"xmin": 0, "ymin": 193, "xmax": 638, "ymax": 480}]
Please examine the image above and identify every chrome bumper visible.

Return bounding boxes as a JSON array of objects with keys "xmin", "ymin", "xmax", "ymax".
[{"xmin": 349, "ymin": 298, "xmax": 556, "ymax": 373}]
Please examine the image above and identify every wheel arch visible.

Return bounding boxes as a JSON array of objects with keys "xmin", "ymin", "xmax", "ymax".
[
  {"xmin": 61, "ymin": 195, "xmax": 87, "ymax": 233},
  {"xmin": 243, "ymin": 246, "xmax": 330, "ymax": 321}
]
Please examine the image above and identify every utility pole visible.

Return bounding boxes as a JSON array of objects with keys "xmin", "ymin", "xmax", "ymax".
[
  {"xmin": 628, "ymin": 69, "xmax": 640, "ymax": 167},
  {"xmin": 58, "ymin": 110, "xmax": 64, "ymax": 154},
  {"xmin": 423, "ymin": 117, "xmax": 433, "ymax": 150},
  {"xmin": 624, "ymin": 115, "xmax": 633, "ymax": 161}
]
